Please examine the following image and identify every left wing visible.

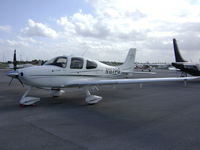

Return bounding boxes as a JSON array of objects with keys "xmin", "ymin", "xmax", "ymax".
[{"xmin": 66, "ymin": 76, "xmax": 199, "ymax": 87}]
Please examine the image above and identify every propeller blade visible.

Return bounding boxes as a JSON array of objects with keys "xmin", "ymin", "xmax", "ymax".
[
  {"xmin": 17, "ymin": 77, "xmax": 24, "ymax": 87},
  {"xmin": 8, "ymin": 78, "xmax": 14, "ymax": 86},
  {"xmin": 13, "ymin": 50, "xmax": 17, "ymax": 70}
]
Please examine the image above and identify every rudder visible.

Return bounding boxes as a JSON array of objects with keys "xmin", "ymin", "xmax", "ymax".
[
  {"xmin": 173, "ymin": 38, "xmax": 187, "ymax": 62},
  {"xmin": 119, "ymin": 48, "xmax": 136, "ymax": 72}
]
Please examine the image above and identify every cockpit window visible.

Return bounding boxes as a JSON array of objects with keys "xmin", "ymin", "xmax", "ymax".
[
  {"xmin": 70, "ymin": 57, "xmax": 83, "ymax": 69},
  {"xmin": 44, "ymin": 57, "xmax": 67, "ymax": 68},
  {"xmin": 86, "ymin": 60, "xmax": 97, "ymax": 69}
]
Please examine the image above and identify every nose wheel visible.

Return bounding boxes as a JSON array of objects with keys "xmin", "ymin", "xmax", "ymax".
[{"xmin": 19, "ymin": 86, "xmax": 40, "ymax": 106}]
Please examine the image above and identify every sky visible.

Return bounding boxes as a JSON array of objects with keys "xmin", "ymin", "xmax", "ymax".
[{"xmin": 1, "ymin": 0, "xmax": 200, "ymax": 63}]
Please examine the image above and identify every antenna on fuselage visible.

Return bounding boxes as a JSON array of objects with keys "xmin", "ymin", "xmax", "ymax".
[{"xmin": 81, "ymin": 49, "xmax": 88, "ymax": 57}]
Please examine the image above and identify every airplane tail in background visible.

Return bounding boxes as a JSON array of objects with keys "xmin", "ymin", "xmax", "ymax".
[
  {"xmin": 173, "ymin": 38, "xmax": 187, "ymax": 62},
  {"xmin": 119, "ymin": 48, "xmax": 136, "ymax": 72}
]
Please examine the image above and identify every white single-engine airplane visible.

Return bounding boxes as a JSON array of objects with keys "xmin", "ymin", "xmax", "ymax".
[{"xmin": 7, "ymin": 49, "xmax": 198, "ymax": 106}]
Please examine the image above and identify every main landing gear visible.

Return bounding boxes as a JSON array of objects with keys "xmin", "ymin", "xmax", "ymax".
[
  {"xmin": 180, "ymin": 72, "xmax": 187, "ymax": 77},
  {"xmin": 19, "ymin": 87, "xmax": 102, "ymax": 106},
  {"xmin": 19, "ymin": 86, "xmax": 40, "ymax": 106},
  {"xmin": 85, "ymin": 89, "xmax": 102, "ymax": 105}
]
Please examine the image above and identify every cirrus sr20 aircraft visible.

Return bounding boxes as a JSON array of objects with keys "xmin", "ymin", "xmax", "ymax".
[{"xmin": 7, "ymin": 48, "xmax": 198, "ymax": 106}]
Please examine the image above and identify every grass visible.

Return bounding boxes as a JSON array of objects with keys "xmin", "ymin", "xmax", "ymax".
[{"xmin": 0, "ymin": 63, "xmax": 8, "ymax": 69}]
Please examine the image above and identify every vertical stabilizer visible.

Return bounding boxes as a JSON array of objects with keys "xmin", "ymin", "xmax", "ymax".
[
  {"xmin": 119, "ymin": 48, "xmax": 136, "ymax": 72},
  {"xmin": 173, "ymin": 39, "xmax": 187, "ymax": 62}
]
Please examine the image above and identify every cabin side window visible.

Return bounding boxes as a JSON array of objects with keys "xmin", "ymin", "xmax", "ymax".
[
  {"xmin": 86, "ymin": 60, "xmax": 97, "ymax": 69},
  {"xmin": 44, "ymin": 57, "xmax": 67, "ymax": 68},
  {"xmin": 70, "ymin": 57, "xmax": 84, "ymax": 69}
]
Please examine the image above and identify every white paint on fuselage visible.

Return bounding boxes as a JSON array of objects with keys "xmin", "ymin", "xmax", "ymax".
[{"xmin": 17, "ymin": 57, "xmax": 121, "ymax": 88}]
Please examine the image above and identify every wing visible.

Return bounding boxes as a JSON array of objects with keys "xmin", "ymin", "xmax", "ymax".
[
  {"xmin": 121, "ymin": 71, "xmax": 156, "ymax": 75},
  {"xmin": 66, "ymin": 76, "xmax": 199, "ymax": 87}
]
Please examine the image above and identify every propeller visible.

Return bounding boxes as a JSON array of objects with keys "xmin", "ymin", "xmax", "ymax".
[
  {"xmin": 7, "ymin": 50, "xmax": 24, "ymax": 87},
  {"xmin": 13, "ymin": 49, "xmax": 17, "ymax": 70},
  {"xmin": 8, "ymin": 78, "xmax": 14, "ymax": 86}
]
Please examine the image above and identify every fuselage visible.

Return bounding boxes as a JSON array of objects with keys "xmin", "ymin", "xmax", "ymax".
[
  {"xmin": 172, "ymin": 38, "xmax": 200, "ymax": 76},
  {"xmin": 16, "ymin": 56, "xmax": 121, "ymax": 88},
  {"xmin": 172, "ymin": 62, "xmax": 200, "ymax": 76}
]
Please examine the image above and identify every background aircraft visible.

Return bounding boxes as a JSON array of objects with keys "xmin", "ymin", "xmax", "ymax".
[
  {"xmin": 172, "ymin": 38, "xmax": 200, "ymax": 76},
  {"xmin": 135, "ymin": 64, "xmax": 152, "ymax": 72},
  {"xmin": 7, "ymin": 48, "xmax": 198, "ymax": 106}
]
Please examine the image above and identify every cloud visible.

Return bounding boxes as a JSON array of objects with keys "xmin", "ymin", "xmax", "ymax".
[
  {"xmin": 0, "ymin": 25, "xmax": 11, "ymax": 32},
  {"xmin": 57, "ymin": 13, "xmax": 111, "ymax": 39},
  {"xmin": 57, "ymin": 11, "xmax": 149, "ymax": 42},
  {"xmin": 6, "ymin": 36, "xmax": 37, "ymax": 48},
  {"xmin": 21, "ymin": 19, "xmax": 58, "ymax": 39},
  {"xmin": 54, "ymin": 0, "xmax": 200, "ymax": 62},
  {"xmin": 57, "ymin": 17, "xmax": 76, "ymax": 34},
  {"xmin": 2, "ymin": 0, "xmax": 200, "ymax": 63}
]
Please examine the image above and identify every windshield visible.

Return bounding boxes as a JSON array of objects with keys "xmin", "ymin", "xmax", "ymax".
[{"xmin": 44, "ymin": 56, "xmax": 67, "ymax": 68}]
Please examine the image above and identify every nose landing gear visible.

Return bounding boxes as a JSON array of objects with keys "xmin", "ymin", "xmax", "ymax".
[{"xmin": 19, "ymin": 86, "xmax": 40, "ymax": 106}]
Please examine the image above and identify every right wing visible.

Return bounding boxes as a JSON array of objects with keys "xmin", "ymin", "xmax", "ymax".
[{"xmin": 65, "ymin": 76, "xmax": 199, "ymax": 88}]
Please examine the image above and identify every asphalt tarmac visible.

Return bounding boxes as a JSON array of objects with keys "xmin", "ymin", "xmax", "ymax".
[{"xmin": 1, "ymin": 69, "xmax": 200, "ymax": 150}]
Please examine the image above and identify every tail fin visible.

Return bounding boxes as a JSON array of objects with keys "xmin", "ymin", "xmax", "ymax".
[
  {"xmin": 173, "ymin": 38, "xmax": 187, "ymax": 62},
  {"xmin": 119, "ymin": 48, "xmax": 136, "ymax": 72}
]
